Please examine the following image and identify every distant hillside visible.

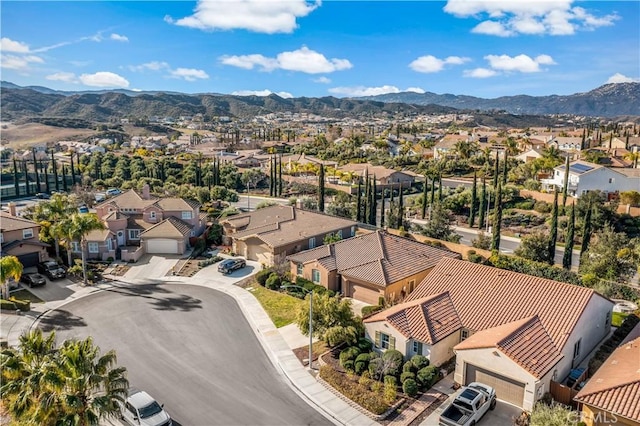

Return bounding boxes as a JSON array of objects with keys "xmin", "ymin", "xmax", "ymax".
[
  {"xmin": 0, "ymin": 83, "xmax": 456, "ymax": 122},
  {"xmin": 354, "ymin": 83, "xmax": 640, "ymax": 117}
]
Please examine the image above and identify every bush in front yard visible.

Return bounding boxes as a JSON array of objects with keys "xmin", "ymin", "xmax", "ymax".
[
  {"xmin": 400, "ymin": 371, "xmax": 416, "ymax": 384},
  {"xmin": 382, "ymin": 349, "xmax": 404, "ymax": 377},
  {"xmin": 255, "ymin": 268, "xmax": 273, "ymax": 286},
  {"xmin": 319, "ymin": 365, "xmax": 391, "ymax": 415},
  {"xmin": 403, "ymin": 378, "xmax": 418, "ymax": 397},
  {"xmin": 417, "ymin": 366, "xmax": 439, "ymax": 389},
  {"xmin": 343, "ymin": 360, "xmax": 355, "ymax": 372},
  {"xmin": 411, "ymin": 355, "xmax": 429, "ymax": 370},
  {"xmin": 355, "ymin": 353, "xmax": 371, "ymax": 375},
  {"xmin": 384, "ymin": 375, "xmax": 397, "ymax": 387},
  {"xmin": 403, "ymin": 361, "xmax": 416, "ymax": 373},
  {"xmin": 368, "ymin": 358, "xmax": 384, "ymax": 380},
  {"xmin": 340, "ymin": 346, "xmax": 361, "ymax": 367},
  {"xmin": 356, "ymin": 338, "xmax": 373, "ymax": 352},
  {"xmin": 265, "ymin": 273, "xmax": 281, "ymax": 290},
  {"xmin": 1, "ymin": 299, "xmax": 17, "ymax": 311},
  {"xmin": 384, "ymin": 381, "xmax": 397, "ymax": 404}
]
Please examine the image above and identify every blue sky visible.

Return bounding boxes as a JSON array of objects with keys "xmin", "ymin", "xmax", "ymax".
[{"xmin": 1, "ymin": 1, "xmax": 638, "ymax": 99}]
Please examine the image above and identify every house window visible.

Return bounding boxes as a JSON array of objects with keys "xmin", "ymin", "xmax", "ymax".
[
  {"xmin": 181, "ymin": 211, "xmax": 192, "ymax": 220},
  {"xmin": 106, "ymin": 239, "xmax": 113, "ymax": 251},
  {"xmin": 573, "ymin": 339, "xmax": 581, "ymax": 359},
  {"xmin": 350, "ymin": 226, "xmax": 356, "ymax": 237},
  {"xmin": 150, "ymin": 211, "xmax": 156, "ymax": 219},
  {"xmin": 71, "ymin": 242, "xmax": 80, "ymax": 252},
  {"xmin": 336, "ymin": 229, "xmax": 342, "ymax": 239},
  {"xmin": 605, "ymin": 312, "xmax": 611, "ymax": 328},
  {"xmin": 88, "ymin": 242, "xmax": 99, "ymax": 253},
  {"xmin": 413, "ymin": 341, "xmax": 423, "ymax": 355},
  {"xmin": 22, "ymin": 228, "xmax": 34, "ymax": 239},
  {"xmin": 311, "ymin": 269, "xmax": 320, "ymax": 283},
  {"xmin": 309, "ymin": 237, "xmax": 316, "ymax": 249},
  {"xmin": 297, "ymin": 263, "xmax": 303, "ymax": 276},
  {"xmin": 128, "ymin": 229, "xmax": 141, "ymax": 240},
  {"xmin": 0, "ymin": 233, "xmax": 3, "ymax": 244},
  {"xmin": 409, "ymin": 280, "xmax": 415, "ymax": 293},
  {"xmin": 461, "ymin": 330, "xmax": 469, "ymax": 341}
]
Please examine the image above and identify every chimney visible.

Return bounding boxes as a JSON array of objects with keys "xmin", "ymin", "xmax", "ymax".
[
  {"xmin": 142, "ymin": 184, "xmax": 150, "ymax": 200},
  {"xmin": 8, "ymin": 202, "xmax": 17, "ymax": 216}
]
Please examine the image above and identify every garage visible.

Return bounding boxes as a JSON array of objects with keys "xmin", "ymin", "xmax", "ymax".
[
  {"xmin": 465, "ymin": 364, "xmax": 525, "ymax": 407},
  {"xmin": 349, "ymin": 282, "xmax": 382, "ymax": 305},
  {"xmin": 17, "ymin": 252, "xmax": 40, "ymax": 268},
  {"xmin": 146, "ymin": 238, "xmax": 179, "ymax": 254}
]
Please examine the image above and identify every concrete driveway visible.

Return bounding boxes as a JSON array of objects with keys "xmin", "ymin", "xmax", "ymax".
[
  {"xmin": 122, "ymin": 254, "xmax": 182, "ymax": 281},
  {"xmin": 421, "ymin": 390, "xmax": 523, "ymax": 425}
]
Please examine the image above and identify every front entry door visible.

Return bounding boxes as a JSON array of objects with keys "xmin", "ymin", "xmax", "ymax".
[{"xmin": 117, "ymin": 231, "xmax": 125, "ymax": 246}]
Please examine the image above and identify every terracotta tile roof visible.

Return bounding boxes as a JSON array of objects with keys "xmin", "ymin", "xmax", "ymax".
[
  {"xmin": 223, "ymin": 205, "xmax": 357, "ymax": 249},
  {"xmin": 575, "ymin": 324, "xmax": 640, "ymax": 423},
  {"xmin": 287, "ymin": 231, "xmax": 460, "ymax": 288},
  {"xmin": 365, "ymin": 292, "xmax": 462, "ymax": 344},
  {"xmin": 154, "ymin": 197, "xmax": 200, "ymax": 211},
  {"xmin": 85, "ymin": 229, "xmax": 114, "ymax": 242},
  {"xmin": 0, "ymin": 212, "xmax": 39, "ymax": 232},
  {"xmin": 141, "ymin": 217, "xmax": 192, "ymax": 238},
  {"xmin": 96, "ymin": 189, "xmax": 158, "ymax": 210},
  {"xmin": 2, "ymin": 240, "xmax": 50, "ymax": 251},
  {"xmin": 126, "ymin": 215, "xmax": 154, "ymax": 230},
  {"xmin": 103, "ymin": 211, "xmax": 128, "ymax": 221},
  {"xmin": 407, "ymin": 258, "xmax": 607, "ymax": 352},
  {"xmin": 338, "ymin": 163, "xmax": 411, "ymax": 180},
  {"xmin": 456, "ymin": 316, "xmax": 564, "ymax": 378}
]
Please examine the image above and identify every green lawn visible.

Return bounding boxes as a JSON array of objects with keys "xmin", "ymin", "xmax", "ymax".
[
  {"xmin": 246, "ymin": 285, "xmax": 305, "ymax": 328},
  {"xmin": 612, "ymin": 312, "xmax": 629, "ymax": 327},
  {"xmin": 11, "ymin": 289, "xmax": 44, "ymax": 303}
]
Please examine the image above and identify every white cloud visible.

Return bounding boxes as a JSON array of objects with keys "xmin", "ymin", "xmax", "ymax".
[
  {"xmin": 1, "ymin": 54, "xmax": 44, "ymax": 70},
  {"xmin": 79, "ymin": 71, "xmax": 129, "ymax": 88},
  {"xmin": 167, "ymin": 0, "xmax": 319, "ymax": 34},
  {"xmin": 232, "ymin": 89, "xmax": 294, "ymax": 98},
  {"xmin": 464, "ymin": 68, "xmax": 498, "ymax": 78},
  {"xmin": 0, "ymin": 37, "xmax": 30, "ymax": 53},
  {"xmin": 484, "ymin": 54, "xmax": 555, "ymax": 73},
  {"xmin": 328, "ymin": 85, "xmax": 423, "ymax": 97},
  {"xmin": 313, "ymin": 76, "xmax": 331, "ymax": 84},
  {"xmin": 110, "ymin": 33, "xmax": 129, "ymax": 42},
  {"xmin": 46, "ymin": 72, "xmax": 78, "ymax": 83},
  {"xmin": 129, "ymin": 61, "xmax": 170, "ymax": 72},
  {"xmin": 606, "ymin": 73, "xmax": 640, "ymax": 84},
  {"xmin": 220, "ymin": 46, "xmax": 352, "ymax": 74},
  {"xmin": 444, "ymin": 0, "xmax": 618, "ymax": 36},
  {"xmin": 168, "ymin": 68, "xmax": 209, "ymax": 81},
  {"xmin": 409, "ymin": 55, "xmax": 470, "ymax": 73}
]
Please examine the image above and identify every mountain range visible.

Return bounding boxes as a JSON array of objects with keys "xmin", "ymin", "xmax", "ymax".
[{"xmin": 1, "ymin": 81, "xmax": 638, "ymax": 124}]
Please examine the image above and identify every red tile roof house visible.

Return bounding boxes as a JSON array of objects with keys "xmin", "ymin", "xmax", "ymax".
[
  {"xmin": 574, "ymin": 323, "xmax": 640, "ymax": 426},
  {"xmin": 287, "ymin": 230, "xmax": 460, "ymax": 305},
  {"xmin": 1, "ymin": 209, "xmax": 50, "ymax": 268},
  {"xmin": 364, "ymin": 258, "xmax": 613, "ymax": 411},
  {"xmin": 91, "ymin": 184, "xmax": 205, "ymax": 261},
  {"xmin": 220, "ymin": 204, "xmax": 358, "ymax": 266}
]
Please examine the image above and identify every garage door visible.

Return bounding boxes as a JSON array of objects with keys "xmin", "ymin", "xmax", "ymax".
[
  {"xmin": 17, "ymin": 252, "xmax": 40, "ymax": 268},
  {"xmin": 247, "ymin": 244, "xmax": 270, "ymax": 264},
  {"xmin": 350, "ymin": 283, "xmax": 381, "ymax": 305},
  {"xmin": 146, "ymin": 239, "xmax": 178, "ymax": 254},
  {"xmin": 465, "ymin": 364, "xmax": 526, "ymax": 407}
]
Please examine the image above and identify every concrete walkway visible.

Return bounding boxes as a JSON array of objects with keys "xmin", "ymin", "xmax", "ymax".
[{"xmin": 1, "ymin": 267, "xmax": 379, "ymax": 426}]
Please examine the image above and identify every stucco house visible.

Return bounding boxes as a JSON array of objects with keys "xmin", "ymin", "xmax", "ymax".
[
  {"xmin": 541, "ymin": 160, "xmax": 640, "ymax": 198},
  {"xmin": 574, "ymin": 323, "xmax": 640, "ymax": 426},
  {"xmin": 337, "ymin": 164, "xmax": 415, "ymax": 189},
  {"xmin": 221, "ymin": 205, "xmax": 358, "ymax": 266},
  {"xmin": 1, "ymin": 208, "xmax": 50, "ymax": 267},
  {"xmin": 364, "ymin": 258, "xmax": 613, "ymax": 411},
  {"xmin": 287, "ymin": 230, "xmax": 460, "ymax": 304},
  {"xmin": 91, "ymin": 184, "xmax": 205, "ymax": 258}
]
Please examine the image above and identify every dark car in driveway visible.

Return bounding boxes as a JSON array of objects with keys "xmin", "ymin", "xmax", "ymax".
[
  {"xmin": 37, "ymin": 260, "xmax": 67, "ymax": 280},
  {"xmin": 20, "ymin": 273, "xmax": 47, "ymax": 287},
  {"xmin": 217, "ymin": 258, "xmax": 246, "ymax": 274}
]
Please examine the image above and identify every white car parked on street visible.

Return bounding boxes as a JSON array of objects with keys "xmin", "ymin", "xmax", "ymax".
[{"xmin": 120, "ymin": 389, "xmax": 172, "ymax": 426}]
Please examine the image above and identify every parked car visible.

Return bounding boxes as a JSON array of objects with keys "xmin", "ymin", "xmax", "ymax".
[
  {"xmin": 439, "ymin": 382, "xmax": 496, "ymax": 426},
  {"xmin": 37, "ymin": 260, "xmax": 67, "ymax": 280},
  {"xmin": 35, "ymin": 192, "xmax": 51, "ymax": 199},
  {"xmin": 217, "ymin": 258, "xmax": 246, "ymax": 274},
  {"xmin": 78, "ymin": 205, "xmax": 89, "ymax": 214},
  {"xmin": 95, "ymin": 192, "xmax": 106, "ymax": 202},
  {"xmin": 106, "ymin": 188, "xmax": 122, "ymax": 197},
  {"xmin": 20, "ymin": 273, "xmax": 47, "ymax": 287},
  {"xmin": 120, "ymin": 389, "xmax": 172, "ymax": 426}
]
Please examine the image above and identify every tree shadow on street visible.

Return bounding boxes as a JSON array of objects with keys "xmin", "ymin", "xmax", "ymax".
[
  {"xmin": 104, "ymin": 282, "xmax": 202, "ymax": 312},
  {"xmin": 39, "ymin": 309, "xmax": 87, "ymax": 332}
]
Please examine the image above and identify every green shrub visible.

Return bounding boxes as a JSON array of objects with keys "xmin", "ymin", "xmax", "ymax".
[
  {"xmin": 403, "ymin": 361, "xmax": 416, "ymax": 373},
  {"xmin": 384, "ymin": 381, "xmax": 397, "ymax": 404},
  {"xmin": 384, "ymin": 375, "xmax": 397, "ymax": 387},
  {"xmin": 343, "ymin": 360, "xmax": 355, "ymax": 372},
  {"xmin": 265, "ymin": 273, "xmax": 281, "ymax": 290},
  {"xmin": 192, "ymin": 238, "xmax": 206, "ymax": 257},
  {"xmin": 319, "ymin": 365, "xmax": 391, "ymax": 415},
  {"xmin": 355, "ymin": 360, "xmax": 368, "ymax": 375},
  {"xmin": 1, "ymin": 299, "xmax": 17, "ymax": 311},
  {"xmin": 255, "ymin": 268, "xmax": 273, "ymax": 286},
  {"xmin": 362, "ymin": 305, "xmax": 384, "ymax": 317},
  {"xmin": 382, "ymin": 350, "xmax": 404, "ymax": 376},
  {"xmin": 8, "ymin": 297, "xmax": 30, "ymax": 312},
  {"xmin": 403, "ymin": 378, "xmax": 418, "ymax": 397},
  {"xmin": 356, "ymin": 338, "xmax": 373, "ymax": 353},
  {"xmin": 411, "ymin": 355, "xmax": 429, "ymax": 370},
  {"xmin": 400, "ymin": 372, "xmax": 416, "ymax": 383},
  {"xmin": 417, "ymin": 366, "xmax": 439, "ymax": 388},
  {"xmin": 533, "ymin": 201, "xmax": 552, "ymax": 213},
  {"xmin": 368, "ymin": 358, "xmax": 384, "ymax": 380},
  {"xmin": 340, "ymin": 346, "xmax": 361, "ymax": 366}
]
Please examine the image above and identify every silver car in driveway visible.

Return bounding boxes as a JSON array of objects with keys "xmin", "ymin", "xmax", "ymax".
[
  {"xmin": 120, "ymin": 389, "xmax": 172, "ymax": 426},
  {"xmin": 217, "ymin": 258, "xmax": 246, "ymax": 274}
]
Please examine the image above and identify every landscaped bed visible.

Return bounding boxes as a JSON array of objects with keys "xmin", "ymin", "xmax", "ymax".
[{"xmin": 245, "ymin": 285, "xmax": 304, "ymax": 327}]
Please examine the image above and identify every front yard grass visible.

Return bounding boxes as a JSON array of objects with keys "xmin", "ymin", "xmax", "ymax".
[
  {"xmin": 612, "ymin": 311, "xmax": 629, "ymax": 327},
  {"xmin": 246, "ymin": 285, "xmax": 304, "ymax": 328},
  {"xmin": 11, "ymin": 289, "xmax": 44, "ymax": 303}
]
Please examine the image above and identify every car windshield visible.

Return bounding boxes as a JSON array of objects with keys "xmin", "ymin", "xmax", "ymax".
[{"xmin": 138, "ymin": 401, "xmax": 163, "ymax": 418}]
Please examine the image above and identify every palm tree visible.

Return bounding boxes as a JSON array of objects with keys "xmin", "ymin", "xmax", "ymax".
[
  {"xmin": 1, "ymin": 255, "xmax": 23, "ymax": 299},
  {"xmin": 624, "ymin": 151, "xmax": 640, "ymax": 168},
  {"xmin": 505, "ymin": 137, "xmax": 520, "ymax": 156},
  {"xmin": 28, "ymin": 193, "xmax": 77, "ymax": 261},
  {"xmin": 454, "ymin": 140, "xmax": 478, "ymax": 159},
  {"xmin": 68, "ymin": 213, "xmax": 106, "ymax": 285}
]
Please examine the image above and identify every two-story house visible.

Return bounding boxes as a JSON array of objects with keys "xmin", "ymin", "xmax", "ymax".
[
  {"xmin": 1, "ymin": 206, "xmax": 50, "ymax": 267},
  {"xmin": 364, "ymin": 258, "xmax": 613, "ymax": 411}
]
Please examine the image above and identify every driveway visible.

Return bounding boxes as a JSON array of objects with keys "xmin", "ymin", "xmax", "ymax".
[
  {"xmin": 122, "ymin": 255, "xmax": 182, "ymax": 281},
  {"xmin": 421, "ymin": 391, "xmax": 523, "ymax": 425},
  {"xmin": 37, "ymin": 282, "xmax": 330, "ymax": 425}
]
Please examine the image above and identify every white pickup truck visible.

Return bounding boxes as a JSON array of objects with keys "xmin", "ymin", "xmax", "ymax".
[{"xmin": 439, "ymin": 382, "xmax": 497, "ymax": 426}]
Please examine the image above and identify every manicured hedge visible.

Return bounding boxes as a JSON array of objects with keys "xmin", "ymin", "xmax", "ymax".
[
  {"xmin": 319, "ymin": 365, "xmax": 391, "ymax": 415},
  {"xmin": 403, "ymin": 378, "xmax": 418, "ymax": 397},
  {"xmin": 362, "ymin": 305, "xmax": 384, "ymax": 317},
  {"xmin": 255, "ymin": 268, "xmax": 273, "ymax": 286}
]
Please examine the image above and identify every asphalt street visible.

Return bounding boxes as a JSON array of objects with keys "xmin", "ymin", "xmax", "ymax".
[{"xmin": 39, "ymin": 283, "xmax": 331, "ymax": 426}]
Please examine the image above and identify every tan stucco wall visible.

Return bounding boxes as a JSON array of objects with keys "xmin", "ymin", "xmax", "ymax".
[
  {"xmin": 428, "ymin": 331, "xmax": 460, "ymax": 367},
  {"xmin": 4, "ymin": 244, "xmax": 48, "ymax": 263},
  {"xmin": 2, "ymin": 226, "xmax": 40, "ymax": 242},
  {"xmin": 291, "ymin": 261, "xmax": 338, "ymax": 291},
  {"xmin": 579, "ymin": 404, "xmax": 639, "ymax": 426},
  {"xmin": 383, "ymin": 268, "xmax": 434, "ymax": 302}
]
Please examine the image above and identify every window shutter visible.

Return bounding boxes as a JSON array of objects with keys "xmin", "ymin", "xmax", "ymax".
[
  {"xmin": 390, "ymin": 336, "xmax": 396, "ymax": 350},
  {"xmin": 375, "ymin": 331, "xmax": 381, "ymax": 348},
  {"xmin": 417, "ymin": 342, "xmax": 423, "ymax": 355}
]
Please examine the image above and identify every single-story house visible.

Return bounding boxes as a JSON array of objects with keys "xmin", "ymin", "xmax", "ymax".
[
  {"xmin": 337, "ymin": 164, "xmax": 415, "ymax": 188},
  {"xmin": 1, "ymin": 208, "xmax": 50, "ymax": 267},
  {"xmin": 365, "ymin": 258, "xmax": 613, "ymax": 410},
  {"xmin": 287, "ymin": 230, "xmax": 460, "ymax": 304},
  {"xmin": 221, "ymin": 205, "xmax": 358, "ymax": 266},
  {"xmin": 574, "ymin": 323, "xmax": 640, "ymax": 426},
  {"xmin": 541, "ymin": 160, "xmax": 640, "ymax": 198}
]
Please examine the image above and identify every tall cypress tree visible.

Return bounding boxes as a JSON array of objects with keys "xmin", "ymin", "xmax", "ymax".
[
  {"xmin": 502, "ymin": 151, "xmax": 508, "ymax": 185},
  {"xmin": 269, "ymin": 156, "xmax": 274, "ymax": 196},
  {"xmin": 421, "ymin": 175, "xmax": 429, "ymax": 220},
  {"xmin": 469, "ymin": 171, "xmax": 477, "ymax": 227},
  {"xmin": 429, "ymin": 177, "xmax": 435, "ymax": 205},
  {"xmin": 547, "ymin": 189, "xmax": 559, "ymax": 265},
  {"xmin": 356, "ymin": 178, "xmax": 362, "ymax": 222},
  {"xmin": 43, "ymin": 160, "xmax": 50, "ymax": 193},
  {"xmin": 580, "ymin": 202, "xmax": 593, "ymax": 257},
  {"xmin": 70, "ymin": 153, "xmax": 76, "ymax": 186},
  {"xmin": 561, "ymin": 155, "xmax": 570, "ymax": 206},
  {"xmin": 369, "ymin": 176, "xmax": 377, "ymax": 226},
  {"xmin": 318, "ymin": 164, "xmax": 325, "ymax": 212},
  {"xmin": 22, "ymin": 160, "xmax": 31, "ymax": 196},
  {"xmin": 62, "ymin": 164, "xmax": 68, "ymax": 192},
  {"xmin": 491, "ymin": 181, "xmax": 503, "ymax": 252},
  {"xmin": 51, "ymin": 150, "xmax": 59, "ymax": 192},
  {"xmin": 32, "ymin": 149, "xmax": 41, "ymax": 192},
  {"xmin": 493, "ymin": 151, "xmax": 500, "ymax": 188},
  {"xmin": 364, "ymin": 170, "xmax": 370, "ymax": 224},
  {"xmin": 12, "ymin": 158, "xmax": 20, "ymax": 197},
  {"xmin": 438, "ymin": 174, "xmax": 443, "ymax": 201},
  {"xmin": 478, "ymin": 176, "xmax": 487, "ymax": 231},
  {"xmin": 278, "ymin": 154, "xmax": 283, "ymax": 196},
  {"xmin": 380, "ymin": 189, "xmax": 386, "ymax": 228},
  {"xmin": 397, "ymin": 185, "xmax": 404, "ymax": 229},
  {"xmin": 563, "ymin": 202, "xmax": 575, "ymax": 270}
]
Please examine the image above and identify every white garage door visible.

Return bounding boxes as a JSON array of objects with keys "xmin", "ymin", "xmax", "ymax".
[
  {"xmin": 465, "ymin": 364, "xmax": 526, "ymax": 407},
  {"xmin": 147, "ymin": 239, "xmax": 179, "ymax": 254}
]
